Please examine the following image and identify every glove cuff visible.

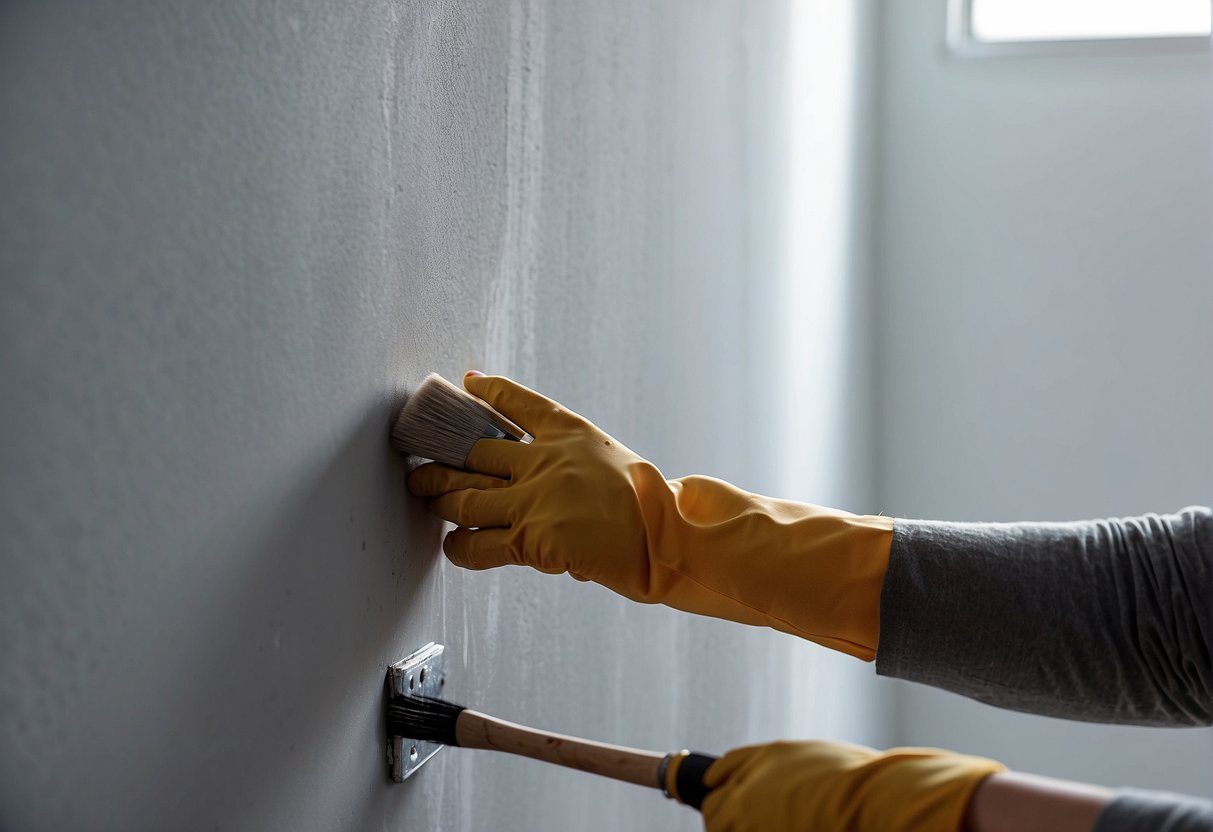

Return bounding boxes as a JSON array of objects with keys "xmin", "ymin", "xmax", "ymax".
[
  {"xmin": 865, "ymin": 748, "xmax": 1007, "ymax": 830},
  {"xmin": 637, "ymin": 469, "xmax": 894, "ymax": 660}
]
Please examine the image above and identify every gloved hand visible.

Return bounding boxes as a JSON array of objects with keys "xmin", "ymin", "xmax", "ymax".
[
  {"xmin": 700, "ymin": 740, "xmax": 1005, "ymax": 832},
  {"xmin": 406, "ymin": 372, "xmax": 894, "ymax": 659}
]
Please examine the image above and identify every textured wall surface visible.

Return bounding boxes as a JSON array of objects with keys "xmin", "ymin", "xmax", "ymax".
[
  {"xmin": 873, "ymin": 0, "xmax": 1213, "ymax": 797},
  {"xmin": 0, "ymin": 2, "xmax": 884, "ymax": 829}
]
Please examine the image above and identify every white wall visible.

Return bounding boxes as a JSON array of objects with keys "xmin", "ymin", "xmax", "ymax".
[
  {"xmin": 0, "ymin": 1, "xmax": 884, "ymax": 829},
  {"xmin": 874, "ymin": 0, "xmax": 1213, "ymax": 796}
]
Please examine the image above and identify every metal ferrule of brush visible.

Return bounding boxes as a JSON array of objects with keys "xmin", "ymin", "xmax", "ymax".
[
  {"xmin": 657, "ymin": 750, "xmax": 682, "ymax": 799},
  {"xmin": 479, "ymin": 423, "xmax": 520, "ymax": 442}
]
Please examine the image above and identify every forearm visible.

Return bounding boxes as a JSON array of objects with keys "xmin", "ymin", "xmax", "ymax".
[
  {"xmin": 876, "ymin": 507, "xmax": 1213, "ymax": 725},
  {"xmin": 963, "ymin": 772, "xmax": 1111, "ymax": 832},
  {"xmin": 965, "ymin": 774, "xmax": 1213, "ymax": 832}
]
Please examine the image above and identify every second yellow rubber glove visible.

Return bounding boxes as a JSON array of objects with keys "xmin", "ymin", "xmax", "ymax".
[
  {"xmin": 700, "ymin": 740, "xmax": 1005, "ymax": 832},
  {"xmin": 406, "ymin": 373, "xmax": 894, "ymax": 659}
]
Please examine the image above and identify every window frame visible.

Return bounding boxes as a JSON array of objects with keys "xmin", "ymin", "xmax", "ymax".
[{"xmin": 946, "ymin": 0, "xmax": 1213, "ymax": 58}]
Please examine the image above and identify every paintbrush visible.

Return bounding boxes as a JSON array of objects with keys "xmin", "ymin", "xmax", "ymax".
[
  {"xmin": 391, "ymin": 373, "xmax": 526, "ymax": 468},
  {"xmin": 387, "ymin": 695, "xmax": 719, "ymax": 810}
]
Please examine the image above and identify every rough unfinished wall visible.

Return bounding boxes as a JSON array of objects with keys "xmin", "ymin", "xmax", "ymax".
[{"xmin": 1, "ymin": 1, "xmax": 880, "ymax": 829}]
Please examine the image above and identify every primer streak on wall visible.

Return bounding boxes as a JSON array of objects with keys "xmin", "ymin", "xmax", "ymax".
[
  {"xmin": 487, "ymin": 0, "xmax": 545, "ymax": 374},
  {"xmin": 0, "ymin": 1, "xmax": 881, "ymax": 829}
]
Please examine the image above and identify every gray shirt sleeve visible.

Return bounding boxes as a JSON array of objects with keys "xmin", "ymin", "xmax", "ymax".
[
  {"xmin": 875, "ymin": 506, "xmax": 1212, "ymax": 726},
  {"xmin": 1095, "ymin": 789, "xmax": 1213, "ymax": 832}
]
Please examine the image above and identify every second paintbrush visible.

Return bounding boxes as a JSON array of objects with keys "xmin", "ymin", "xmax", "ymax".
[{"xmin": 386, "ymin": 694, "xmax": 719, "ymax": 811}]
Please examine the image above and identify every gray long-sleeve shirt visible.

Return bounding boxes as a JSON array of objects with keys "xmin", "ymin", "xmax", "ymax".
[{"xmin": 875, "ymin": 506, "xmax": 1213, "ymax": 831}]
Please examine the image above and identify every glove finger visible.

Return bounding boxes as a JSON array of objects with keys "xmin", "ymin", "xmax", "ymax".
[
  {"xmin": 429, "ymin": 488, "xmax": 513, "ymax": 529},
  {"xmin": 702, "ymin": 747, "xmax": 759, "ymax": 789},
  {"xmin": 463, "ymin": 374, "xmax": 583, "ymax": 437},
  {"xmin": 465, "ymin": 437, "xmax": 530, "ymax": 479},
  {"xmin": 408, "ymin": 462, "xmax": 507, "ymax": 497},
  {"xmin": 443, "ymin": 527, "xmax": 515, "ymax": 570},
  {"xmin": 699, "ymin": 788, "xmax": 735, "ymax": 832}
]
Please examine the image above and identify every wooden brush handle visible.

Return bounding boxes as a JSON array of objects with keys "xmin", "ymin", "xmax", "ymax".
[{"xmin": 455, "ymin": 709, "xmax": 666, "ymax": 789}]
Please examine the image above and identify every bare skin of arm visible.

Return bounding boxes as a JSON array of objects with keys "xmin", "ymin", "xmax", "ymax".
[{"xmin": 964, "ymin": 772, "xmax": 1113, "ymax": 832}]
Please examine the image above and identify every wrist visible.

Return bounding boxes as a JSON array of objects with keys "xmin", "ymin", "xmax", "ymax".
[{"xmin": 963, "ymin": 771, "xmax": 1113, "ymax": 832}]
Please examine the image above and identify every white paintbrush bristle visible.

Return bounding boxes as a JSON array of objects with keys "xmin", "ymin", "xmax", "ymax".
[{"xmin": 391, "ymin": 374, "xmax": 522, "ymax": 468}]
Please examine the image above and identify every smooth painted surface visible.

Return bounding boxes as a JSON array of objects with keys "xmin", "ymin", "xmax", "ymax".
[
  {"xmin": 874, "ymin": 0, "xmax": 1213, "ymax": 796},
  {"xmin": 0, "ymin": 1, "xmax": 886, "ymax": 828}
]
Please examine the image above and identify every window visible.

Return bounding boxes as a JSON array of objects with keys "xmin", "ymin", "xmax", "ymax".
[{"xmin": 949, "ymin": 0, "xmax": 1213, "ymax": 56}]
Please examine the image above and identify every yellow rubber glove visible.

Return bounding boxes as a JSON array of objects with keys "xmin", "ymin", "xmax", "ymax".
[
  {"xmin": 406, "ymin": 373, "xmax": 894, "ymax": 659},
  {"xmin": 701, "ymin": 740, "xmax": 1005, "ymax": 832}
]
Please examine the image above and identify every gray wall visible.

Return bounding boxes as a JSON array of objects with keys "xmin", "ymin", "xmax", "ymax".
[
  {"xmin": 874, "ymin": 0, "xmax": 1213, "ymax": 797},
  {"xmin": 0, "ymin": 1, "xmax": 885, "ymax": 829}
]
